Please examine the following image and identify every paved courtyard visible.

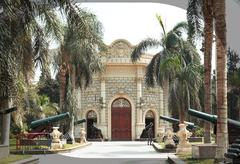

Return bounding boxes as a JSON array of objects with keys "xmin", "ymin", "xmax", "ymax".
[{"xmin": 35, "ymin": 141, "xmax": 172, "ymax": 164}]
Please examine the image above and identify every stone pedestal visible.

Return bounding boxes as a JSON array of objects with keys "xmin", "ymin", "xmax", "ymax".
[
  {"xmin": 192, "ymin": 144, "xmax": 217, "ymax": 159},
  {"xmin": 50, "ymin": 127, "xmax": 63, "ymax": 150},
  {"xmin": 51, "ymin": 142, "xmax": 63, "ymax": 149},
  {"xmin": 80, "ymin": 128, "xmax": 87, "ymax": 144},
  {"xmin": 176, "ymin": 123, "xmax": 192, "ymax": 154}
]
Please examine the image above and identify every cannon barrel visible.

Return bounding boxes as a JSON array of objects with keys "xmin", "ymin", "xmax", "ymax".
[
  {"xmin": 30, "ymin": 112, "xmax": 70, "ymax": 129},
  {"xmin": 74, "ymin": 119, "xmax": 86, "ymax": 125},
  {"xmin": 0, "ymin": 107, "xmax": 17, "ymax": 114},
  {"xmin": 188, "ymin": 108, "xmax": 240, "ymax": 127},
  {"xmin": 160, "ymin": 115, "xmax": 196, "ymax": 129}
]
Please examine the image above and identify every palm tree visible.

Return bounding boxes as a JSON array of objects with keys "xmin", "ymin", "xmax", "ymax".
[
  {"xmin": 0, "ymin": 0, "xmax": 102, "ymax": 147},
  {"xmin": 187, "ymin": 0, "xmax": 214, "ymax": 143},
  {"xmin": 0, "ymin": 1, "xmax": 60, "ymax": 145},
  {"xmin": 131, "ymin": 16, "xmax": 202, "ymax": 124},
  {"xmin": 202, "ymin": 0, "xmax": 214, "ymax": 144},
  {"xmin": 188, "ymin": 0, "xmax": 228, "ymax": 159},
  {"xmin": 55, "ymin": 10, "xmax": 104, "ymax": 131},
  {"xmin": 213, "ymin": 0, "xmax": 228, "ymax": 160}
]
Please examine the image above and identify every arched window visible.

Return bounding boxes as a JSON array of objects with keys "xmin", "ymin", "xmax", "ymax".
[
  {"xmin": 145, "ymin": 110, "xmax": 154, "ymax": 118},
  {"xmin": 87, "ymin": 110, "xmax": 97, "ymax": 119},
  {"xmin": 112, "ymin": 98, "xmax": 130, "ymax": 108}
]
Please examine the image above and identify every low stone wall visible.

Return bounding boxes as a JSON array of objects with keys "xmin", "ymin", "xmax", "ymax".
[
  {"xmin": 0, "ymin": 145, "xmax": 9, "ymax": 158},
  {"xmin": 192, "ymin": 144, "xmax": 217, "ymax": 159}
]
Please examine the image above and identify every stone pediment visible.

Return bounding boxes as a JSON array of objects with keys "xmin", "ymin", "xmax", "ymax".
[{"xmin": 100, "ymin": 39, "xmax": 135, "ymax": 58}]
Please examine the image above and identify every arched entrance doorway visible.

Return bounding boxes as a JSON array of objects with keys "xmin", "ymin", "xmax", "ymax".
[
  {"xmin": 111, "ymin": 98, "xmax": 131, "ymax": 140},
  {"xmin": 140, "ymin": 110, "xmax": 155, "ymax": 139},
  {"xmin": 86, "ymin": 110, "xmax": 97, "ymax": 139}
]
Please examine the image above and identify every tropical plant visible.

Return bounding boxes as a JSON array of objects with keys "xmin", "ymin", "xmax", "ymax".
[
  {"xmin": 131, "ymin": 16, "xmax": 202, "ymax": 124},
  {"xmin": 227, "ymin": 49, "xmax": 240, "ymax": 121},
  {"xmin": 55, "ymin": 10, "xmax": 105, "ymax": 115},
  {"xmin": 0, "ymin": 0, "xmax": 103, "ymax": 145},
  {"xmin": 227, "ymin": 48, "xmax": 240, "ymax": 87},
  {"xmin": 38, "ymin": 77, "xmax": 60, "ymax": 104}
]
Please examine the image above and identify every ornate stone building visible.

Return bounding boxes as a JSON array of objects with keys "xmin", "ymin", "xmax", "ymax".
[{"xmin": 75, "ymin": 39, "xmax": 169, "ymax": 141}]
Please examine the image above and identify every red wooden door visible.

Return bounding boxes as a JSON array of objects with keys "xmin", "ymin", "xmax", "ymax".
[{"xmin": 111, "ymin": 99, "xmax": 131, "ymax": 140}]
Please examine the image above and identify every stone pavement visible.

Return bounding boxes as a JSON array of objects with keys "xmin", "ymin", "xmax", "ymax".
[{"xmin": 34, "ymin": 141, "xmax": 173, "ymax": 164}]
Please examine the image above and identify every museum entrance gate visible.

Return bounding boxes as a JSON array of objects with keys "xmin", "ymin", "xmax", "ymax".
[{"xmin": 111, "ymin": 98, "xmax": 131, "ymax": 141}]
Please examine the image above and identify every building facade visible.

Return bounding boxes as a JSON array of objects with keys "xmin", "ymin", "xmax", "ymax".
[{"xmin": 75, "ymin": 39, "xmax": 169, "ymax": 141}]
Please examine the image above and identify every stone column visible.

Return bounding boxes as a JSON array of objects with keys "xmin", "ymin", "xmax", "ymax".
[
  {"xmin": 136, "ymin": 76, "xmax": 142, "ymax": 123},
  {"xmin": 135, "ymin": 67, "xmax": 145, "ymax": 139},
  {"xmin": 100, "ymin": 76, "xmax": 106, "ymax": 123},
  {"xmin": 99, "ymin": 76, "xmax": 107, "ymax": 139}
]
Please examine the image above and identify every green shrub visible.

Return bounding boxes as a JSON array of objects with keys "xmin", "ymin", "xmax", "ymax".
[{"xmin": 195, "ymin": 127, "xmax": 204, "ymax": 137}]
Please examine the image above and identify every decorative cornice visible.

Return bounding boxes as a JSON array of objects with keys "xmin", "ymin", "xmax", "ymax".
[
  {"xmin": 99, "ymin": 39, "xmax": 134, "ymax": 58},
  {"xmin": 99, "ymin": 39, "xmax": 156, "ymax": 65}
]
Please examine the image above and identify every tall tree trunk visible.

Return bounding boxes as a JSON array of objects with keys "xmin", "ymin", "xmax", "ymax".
[
  {"xmin": 163, "ymin": 80, "xmax": 169, "ymax": 126},
  {"xmin": 179, "ymin": 107, "xmax": 185, "ymax": 124},
  {"xmin": 213, "ymin": 0, "xmax": 228, "ymax": 161},
  {"xmin": 59, "ymin": 63, "xmax": 67, "ymax": 112},
  {"xmin": 0, "ymin": 98, "xmax": 12, "ymax": 146},
  {"xmin": 203, "ymin": 0, "xmax": 213, "ymax": 144}
]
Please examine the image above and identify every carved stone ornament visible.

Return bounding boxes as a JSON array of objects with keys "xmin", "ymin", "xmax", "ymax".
[
  {"xmin": 79, "ymin": 128, "xmax": 87, "ymax": 144},
  {"xmin": 164, "ymin": 128, "xmax": 175, "ymax": 148},
  {"xmin": 99, "ymin": 39, "xmax": 135, "ymax": 58},
  {"xmin": 50, "ymin": 127, "xmax": 63, "ymax": 149},
  {"xmin": 176, "ymin": 123, "xmax": 192, "ymax": 154}
]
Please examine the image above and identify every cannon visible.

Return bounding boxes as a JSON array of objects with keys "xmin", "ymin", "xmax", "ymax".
[
  {"xmin": 30, "ymin": 112, "xmax": 70, "ymax": 129},
  {"xmin": 225, "ymin": 141, "xmax": 240, "ymax": 163},
  {"xmin": 29, "ymin": 112, "xmax": 70, "ymax": 139},
  {"xmin": 74, "ymin": 118, "xmax": 86, "ymax": 125},
  {"xmin": 188, "ymin": 108, "xmax": 240, "ymax": 144},
  {"xmin": 159, "ymin": 115, "xmax": 197, "ymax": 130}
]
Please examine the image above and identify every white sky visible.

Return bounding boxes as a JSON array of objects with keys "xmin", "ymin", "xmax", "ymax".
[
  {"xmin": 35, "ymin": 3, "xmax": 206, "ymax": 81},
  {"xmin": 80, "ymin": 3, "xmax": 187, "ymax": 45}
]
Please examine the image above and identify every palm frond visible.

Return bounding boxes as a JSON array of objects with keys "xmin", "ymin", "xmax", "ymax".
[
  {"xmin": 159, "ymin": 54, "xmax": 182, "ymax": 81},
  {"xmin": 172, "ymin": 21, "xmax": 189, "ymax": 35},
  {"xmin": 165, "ymin": 32, "xmax": 183, "ymax": 51},
  {"xmin": 131, "ymin": 38, "xmax": 160, "ymax": 63},
  {"xmin": 181, "ymin": 41, "xmax": 201, "ymax": 64},
  {"xmin": 145, "ymin": 53, "xmax": 161, "ymax": 87},
  {"xmin": 156, "ymin": 14, "xmax": 166, "ymax": 36}
]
